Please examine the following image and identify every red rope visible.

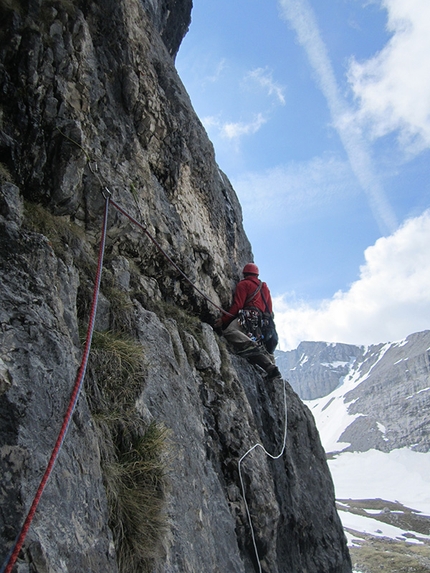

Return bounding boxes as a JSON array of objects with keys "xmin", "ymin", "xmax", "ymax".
[
  {"xmin": 109, "ymin": 198, "xmax": 234, "ymax": 317},
  {"xmin": 2, "ymin": 196, "xmax": 110, "ymax": 573}
]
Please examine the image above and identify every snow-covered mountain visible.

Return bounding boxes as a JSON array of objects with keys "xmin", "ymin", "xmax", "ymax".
[
  {"xmin": 276, "ymin": 330, "xmax": 430, "ymax": 453},
  {"xmin": 275, "ymin": 341, "xmax": 364, "ymax": 400},
  {"xmin": 276, "ymin": 331, "xmax": 430, "ymax": 571}
]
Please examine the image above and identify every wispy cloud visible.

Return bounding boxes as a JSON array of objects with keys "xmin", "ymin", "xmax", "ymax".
[
  {"xmin": 348, "ymin": 0, "xmax": 430, "ymax": 153},
  {"xmin": 205, "ymin": 58, "xmax": 227, "ymax": 84},
  {"xmin": 202, "ymin": 113, "xmax": 267, "ymax": 140},
  {"xmin": 201, "ymin": 115, "xmax": 221, "ymax": 131},
  {"xmin": 233, "ymin": 155, "xmax": 360, "ymax": 227},
  {"xmin": 278, "ymin": 0, "xmax": 398, "ymax": 234},
  {"xmin": 245, "ymin": 67, "xmax": 286, "ymax": 105},
  {"xmin": 274, "ymin": 210, "xmax": 430, "ymax": 349},
  {"xmin": 221, "ymin": 113, "xmax": 267, "ymax": 139},
  {"xmin": 199, "ymin": 67, "xmax": 284, "ymax": 145}
]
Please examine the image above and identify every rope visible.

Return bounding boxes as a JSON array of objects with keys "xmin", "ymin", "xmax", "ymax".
[
  {"xmin": 238, "ymin": 376, "xmax": 288, "ymax": 573},
  {"xmin": 1, "ymin": 195, "xmax": 110, "ymax": 573},
  {"xmin": 109, "ymin": 198, "xmax": 234, "ymax": 318}
]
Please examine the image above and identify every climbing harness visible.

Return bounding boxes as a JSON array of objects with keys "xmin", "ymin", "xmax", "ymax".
[
  {"xmin": 238, "ymin": 308, "xmax": 263, "ymax": 342},
  {"xmin": 238, "ymin": 375, "xmax": 288, "ymax": 573},
  {"xmin": 238, "ymin": 280, "xmax": 279, "ymax": 354}
]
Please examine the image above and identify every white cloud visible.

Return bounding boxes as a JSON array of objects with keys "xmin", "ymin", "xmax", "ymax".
[
  {"xmin": 348, "ymin": 0, "xmax": 430, "ymax": 153},
  {"xmin": 203, "ymin": 113, "xmax": 267, "ymax": 140},
  {"xmin": 233, "ymin": 155, "xmax": 359, "ymax": 227},
  {"xmin": 200, "ymin": 110, "xmax": 269, "ymax": 164},
  {"xmin": 278, "ymin": 0, "xmax": 398, "ymax": 234},
  {"xmin": 221, "ymin": 113, "xmax": 267, "ymax": 139},
  {"xmin": 245, "ymin": 67, "xmax": 286, "ymax": 105},
  {"xmin": 205, "ymin": 58, "xmax": 227, "ymax": 83},
  {"xmin": 274, "ymin": 210, "xmax": 430, "ymax": 350}
]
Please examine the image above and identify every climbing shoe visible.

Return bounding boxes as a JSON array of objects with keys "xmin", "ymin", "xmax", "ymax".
[{"xmin": 266, "ymin": 365, "xmax": 281, "ymax": 380}]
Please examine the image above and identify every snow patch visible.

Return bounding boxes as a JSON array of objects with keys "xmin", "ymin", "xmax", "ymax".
[
  {"xmin": 329, "ymin": 449, "xmax": 430, "ymax": 515},
  {"xmin": 376, "ymin": 422, "xmax": 389, "ymax": 441},
  {"xmin": 320, "ymin": 361, "xmax": 349, "ymax": 369},
  {"xmin": 406, "ymin": 386, "xmax": 430, "ymax": 400},
  {"xmin": 305, "ymin": 369, "xmax": 369, "ymax": 452},
  {"xmin": 339, "ymin": 510, "xmax": 429, "ymax": 544}
]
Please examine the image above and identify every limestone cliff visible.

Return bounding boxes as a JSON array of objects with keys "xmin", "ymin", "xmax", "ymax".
[{"xmin": 0, "ymin": 1, "xmax": 351, "ymax": 571}]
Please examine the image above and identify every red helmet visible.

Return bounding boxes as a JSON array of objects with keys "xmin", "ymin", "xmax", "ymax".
[{"xmin": 243, "ymin": 263, "xmax": 259, "ymax": 276}]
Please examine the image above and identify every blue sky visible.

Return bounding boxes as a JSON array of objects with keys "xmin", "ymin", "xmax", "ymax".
[{"xmin": 176, "ymin": 0, "xmax": 430, "ymax": 350}]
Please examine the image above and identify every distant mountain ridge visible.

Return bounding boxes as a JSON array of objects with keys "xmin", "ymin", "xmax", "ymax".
[
  {"xmin": 276, "ymin": 330, "xmax": 430, "ymax": 453},
  {"xmin": 275, "ymin": 341, "xmax": 364, "ymax": 400}
]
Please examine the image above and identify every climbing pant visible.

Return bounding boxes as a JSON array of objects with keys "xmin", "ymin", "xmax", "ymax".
[{"xmin": 223, "ymin": 318, "xmax": 275, "ymax": 372}]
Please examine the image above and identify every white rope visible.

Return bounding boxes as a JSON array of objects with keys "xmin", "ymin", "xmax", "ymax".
[{"xmin": 238, "ymin": 376, "xmax": 288, "ymax": 573}]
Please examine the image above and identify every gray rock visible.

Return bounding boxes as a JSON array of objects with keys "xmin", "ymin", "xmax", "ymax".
[
  {"xmin": 0, "ymin": 218, "xmax": 117, "ymax": 571},
  {"xmin": 0, "ymin": 183, "xmax": 24, "ymax": 227}
]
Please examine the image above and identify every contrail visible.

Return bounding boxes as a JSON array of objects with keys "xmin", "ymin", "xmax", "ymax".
[{"xmin": 278, "ymin": 0, "xmax": 398, "ymax": 234}]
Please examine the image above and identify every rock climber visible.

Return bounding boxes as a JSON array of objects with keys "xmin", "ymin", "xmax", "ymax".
[{"xmin": 214, "ymin": 263, "xmax": 281, "ymax": 380}]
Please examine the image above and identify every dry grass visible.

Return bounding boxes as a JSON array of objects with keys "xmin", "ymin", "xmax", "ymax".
[
  {"xmin": 0, "ymin": 162, "xmax": 13, "ymax": 183},
  {"xmin": 87, "ymin": 330, "xmax": 171, "ymax": 573},
  {"xmin": 104, "ymin": 421, "xmax": 171, "ymax": 573},
  {"xmin": 23, "ymin": 201, "xmax": 86, "ymax": 256},
  {"xmin": 349, "ymin": 535, "xmax": 430, "ymax": 573},
  {"xmin": 88, "ymin": 330, "xmax": 145, "ymax": 408},
  {"xmin": 103, "ymin": 287, "xmax": 135, "ymax": 334},
  {"xmin": 0, "ymin": 0, "xmax": 24, "ymax": 14}
]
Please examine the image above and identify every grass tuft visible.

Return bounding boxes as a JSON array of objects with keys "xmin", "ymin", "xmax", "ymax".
[
  {"xmin": 104, "ymin": 421, "xmax": 171, "ymax": 573},
  {"xmin": 86, "ymin": 329, "xmax": 171, "ymax": 573},
  {"xmin": 23, "ymin": 201, "xmax": 86, "ymax": 257},
  {"xmin": 103, "ymin": 287, "xmax": 135, "ymax": 334},
  {"xmin": 87, "ymin": 330, "xmax": 145, "ymax": 413},
  {"xmin": 0, "ymin": 162, "xmax": 13, "ymax": 183}
]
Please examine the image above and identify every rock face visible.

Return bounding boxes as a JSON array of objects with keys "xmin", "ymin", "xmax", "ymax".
[
  {"xmin": 277, "ymin": 332, "xmax": 430, "ymax": 453},
  {"xmin": 0, "ymin": 1, "xmax": 351, "ymax": 572},
  {"xmin": 141, "ymin": 0, "xmax": 193, "ymax": 58}
]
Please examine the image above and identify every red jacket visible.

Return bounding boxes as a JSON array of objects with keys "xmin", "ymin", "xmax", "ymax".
[{"xmin": 223, "ymin": 276, "xmax": 273, "ymax": 325}]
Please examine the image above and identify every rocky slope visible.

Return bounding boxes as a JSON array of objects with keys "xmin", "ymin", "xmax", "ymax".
[
  {"xmin": 275, "ymin": 342, "xmax": 364, "ymax": 400},
  {"xmin": 0, "ymin": 0, "xmax": 351, "ymax": 571},
  {"xmin": 276, "ymin": 331, "xmax": 430, "ymax": 453}
]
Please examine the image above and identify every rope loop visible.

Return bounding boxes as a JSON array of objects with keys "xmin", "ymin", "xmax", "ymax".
[{"xmin": 238, "ymin": 377, "xmax": 288, "ymax": 573}]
